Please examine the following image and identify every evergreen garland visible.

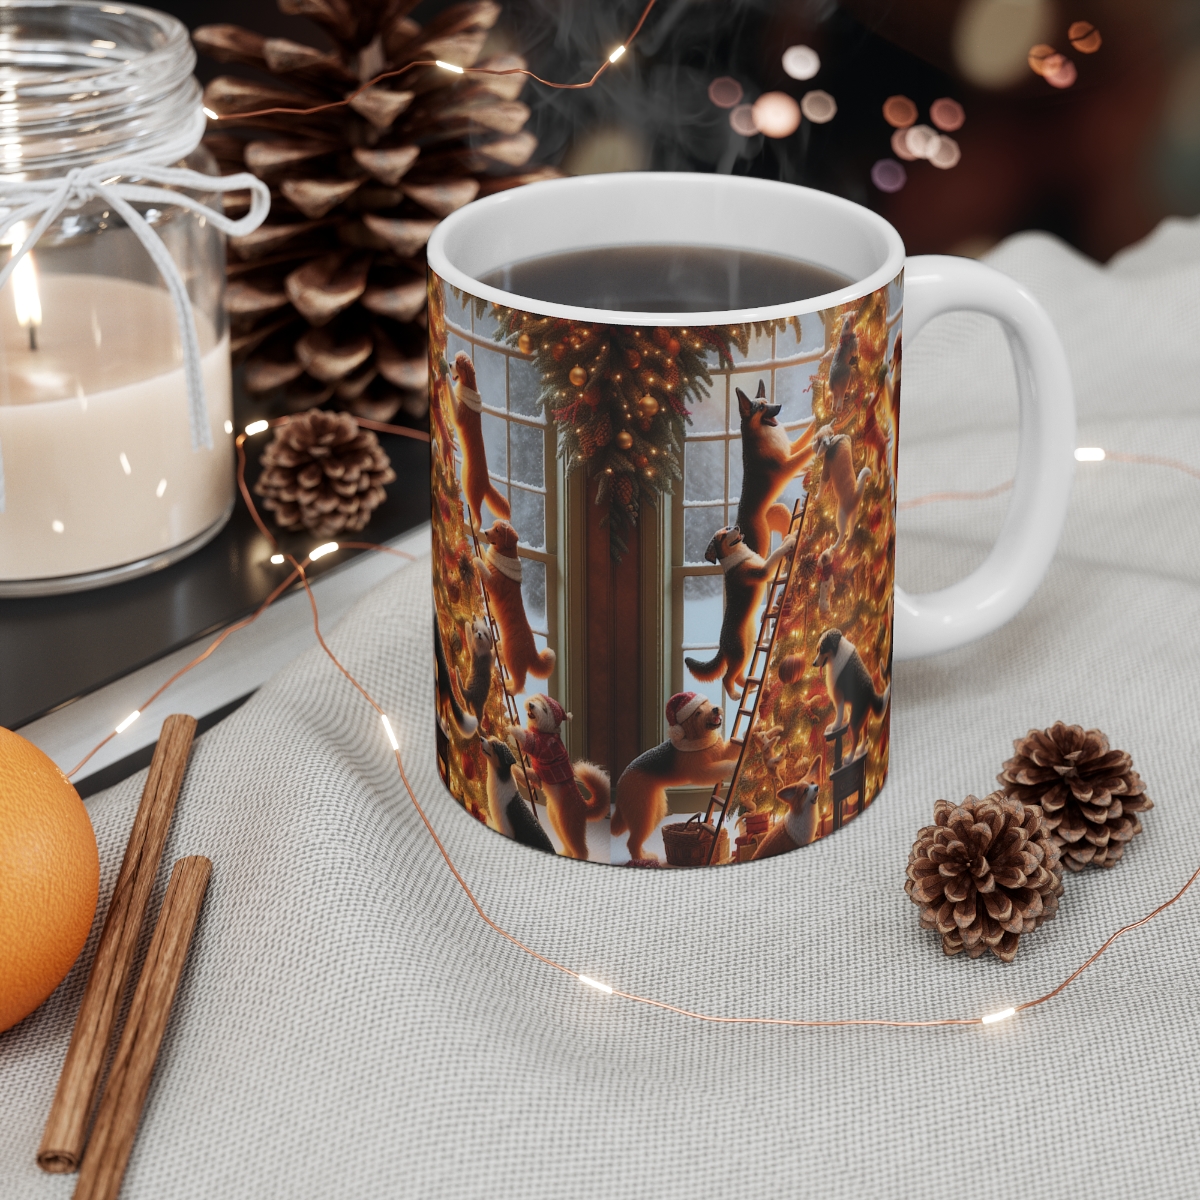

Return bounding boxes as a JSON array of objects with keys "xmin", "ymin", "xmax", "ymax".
[{"xmin": 492, "ymin": 312, "xmax": 743, "ymax": 557}]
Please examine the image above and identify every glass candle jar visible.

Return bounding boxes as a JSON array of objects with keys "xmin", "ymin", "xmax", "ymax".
[{"xmin": 0, "ymin": 0, "xmax": 233, "ymax": 595}]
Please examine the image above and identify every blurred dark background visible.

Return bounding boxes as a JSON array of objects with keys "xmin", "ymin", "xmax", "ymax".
[{"xmin": 169, "ymin": 0, "xmax": 1200, "ymax": 262}]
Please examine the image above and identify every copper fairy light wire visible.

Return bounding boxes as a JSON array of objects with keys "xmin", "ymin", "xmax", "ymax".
[
  {"xmin": 210, "ymin": 0, "xmax": 660, "ymax": 123},
  {"xmin": 899, "ymin": 480, "xmax": 1014, "ymax": 510},
  {"xmin": 899, "ymin": 450, "xmax": 1200, "ymax": 512},
  {"xmin": 70, "ymin": 429, "xmax": 1200, "ymax": 1032}
]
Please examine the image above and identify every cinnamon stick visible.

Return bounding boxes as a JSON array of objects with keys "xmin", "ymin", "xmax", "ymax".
[
  {"xmin": 38, "ymin": 714, "xmax": 198, "ymax": 1173},
  {"xmin": 73, "ymin": 857, "xmax": 212, "ymax": 1200}
]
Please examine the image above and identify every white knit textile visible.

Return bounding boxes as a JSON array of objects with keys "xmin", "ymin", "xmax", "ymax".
[{"xmin": 2, "ymin": 218, "xmax": 1200, "ymax": 1199}]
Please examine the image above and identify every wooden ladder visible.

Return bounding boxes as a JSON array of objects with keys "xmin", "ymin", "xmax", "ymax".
[
  {"xmin": 702, "ymin": 495, "xmax": 810, "ymax": 864},
  {"xmin": 468, "ymin": 520, "xmax": 546, "ymax": 826}
]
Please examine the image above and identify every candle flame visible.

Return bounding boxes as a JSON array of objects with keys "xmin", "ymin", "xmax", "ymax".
[{"xmin": 9, "ymin": 223, "xmax": 42, "ymax": 346}]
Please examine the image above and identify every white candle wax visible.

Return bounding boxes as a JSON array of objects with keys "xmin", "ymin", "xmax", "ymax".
[{"xmin": 0, "ymin": 273, "xmax": 233, "ymax": 583}]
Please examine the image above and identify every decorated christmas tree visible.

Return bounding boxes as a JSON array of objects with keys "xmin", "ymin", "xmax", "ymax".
[
  {"xmin": 427, "ymin": 279, "xmax": 514, "ymax": 821},
  {"xmin": 727, "ymin": 291, "xmax": 898, "ymax": 837}
]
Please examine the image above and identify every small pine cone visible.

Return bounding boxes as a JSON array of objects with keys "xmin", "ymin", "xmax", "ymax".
[
  {"xmin": 577, "ymin": 420, "xmax": 603, "ymax": 458},
  {"xmin": 254, "ymin": 410, "xmax": 396, "ymax": 538},
  {"xmin": 906, "ymin": 794, "xmax": 1064, "ymax": 962},
  {"xmin": 998, "ymin": 723, "xmax": 1153, "ymax": 871}
]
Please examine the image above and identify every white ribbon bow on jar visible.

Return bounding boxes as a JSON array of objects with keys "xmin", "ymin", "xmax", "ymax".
[{"xmin": 0, "ymin": 110, "xmax": 270, "ymax": 509}]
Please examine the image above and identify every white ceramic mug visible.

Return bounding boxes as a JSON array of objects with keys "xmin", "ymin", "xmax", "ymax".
[{"xmin": 425, "ymin": 174, "xmax": 1075, "ymax": 865}]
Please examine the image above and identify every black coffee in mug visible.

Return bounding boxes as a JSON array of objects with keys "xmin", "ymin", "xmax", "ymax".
[{"xmin": 479, "ymin": 244, "xmax": 852, "ymax": 312}]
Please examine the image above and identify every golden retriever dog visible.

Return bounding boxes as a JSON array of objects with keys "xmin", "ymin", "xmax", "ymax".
[{"xmin": 473, "ymin": 520, "xmax": 555, "ymax": 695}]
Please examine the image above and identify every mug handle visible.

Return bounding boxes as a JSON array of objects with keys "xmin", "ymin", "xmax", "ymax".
[{"xmin": 893, "ymin": 254, "xmax": 1076, "ymax": 660}]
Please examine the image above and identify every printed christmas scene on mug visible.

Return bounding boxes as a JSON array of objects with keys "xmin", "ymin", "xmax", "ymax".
[{"xmin": 428, "ymin": 270, "xmax": 901, "ymax": 866}]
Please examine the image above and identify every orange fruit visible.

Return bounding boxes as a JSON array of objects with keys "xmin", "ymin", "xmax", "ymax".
[{"xmin": 0, "ymin": 727, "xmax": 99, "ymax": 1033}]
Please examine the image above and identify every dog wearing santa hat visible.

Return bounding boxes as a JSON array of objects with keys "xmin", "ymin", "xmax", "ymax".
[
  {"xmin": 506, "ymin": 694, "xmax": 609, "ymax": 860},
  {"xmin": 611, "ymin": 692, "xmax": 741, "ymax": 862}
]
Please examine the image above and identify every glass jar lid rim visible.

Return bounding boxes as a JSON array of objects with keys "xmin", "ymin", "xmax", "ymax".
[{"xmin": 0, "ymin": 0, "xmax": 200, "ymax": 175}]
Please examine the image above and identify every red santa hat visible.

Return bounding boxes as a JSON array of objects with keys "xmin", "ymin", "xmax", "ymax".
[
  {"xmin": 531, "ymin": 693, "xmax": 571, "ymax": 732},
  {"xmin": 665, "ymin": 692, "xmax": 705, "ymax": 737}
]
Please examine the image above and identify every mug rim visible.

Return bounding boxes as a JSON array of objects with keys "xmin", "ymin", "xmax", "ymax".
[{"xmin": 427, "ymin": 172, "xmax": 907, "ymax": 326}]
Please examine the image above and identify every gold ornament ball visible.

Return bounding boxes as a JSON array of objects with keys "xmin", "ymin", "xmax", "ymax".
[
  {"xmin": 569, "ymin": 365, "xmax": 587, "ymax": 387},
  {"xmin": 518, "ymin": 333, "xmax": 533, "ymax": 355},
  {"xmin": 616, "ymin": 431, "xmax": 633, "ymax": 450},
  {"xmin": 639, "ymin": 395, "xmax": 659, "ymax": 417}
]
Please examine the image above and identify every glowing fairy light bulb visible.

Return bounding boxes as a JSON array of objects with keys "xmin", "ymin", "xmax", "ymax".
[
  {"xmin": 981, "ymin": 1006, "xmax": 1016, "ymax": 1025},
  {"xmin": 9, "ymin": 223, "xmax": 42, "ymax": 350}
]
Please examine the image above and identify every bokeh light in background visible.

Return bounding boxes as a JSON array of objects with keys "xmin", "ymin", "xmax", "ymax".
[
  {"xmin": 1069, "ymin": 21, "xmax": 1103, "ymax": 53},
  {"xmin": 883, "ymin": 95, "xmax": 918, "ymax": 128},
  {"xmin": 953, "ymin": 0, "xmax": 1054, "ymax": 88},
  {"xmin": 929, "ymin": 136, "xmax": 962, "ymax": 169},
  {"xmin": 800, "ymin": 89, "xmax": 838, "ymax": 124},
  {"xmin": 1027, "ymin": 43, "xmax": 1055, "ymax": 74},
  {"xmin": 753, "ymin": 91, "xmax": 802, "ymax": 138},
  {"xmin": 891, "ymin": 127, "xmax": 918, "ymax": 161},
  {"xmin": 930, "ymin": 98, "xmax": 966, "ymax": 132},
  {"xmin": 1043, "ymin": 54, "xmax": 1078, "ymax": 89},
  {"xmin": 729, "ymin": 104, "xmax": 758, "ymax": 136},
  {"xmin": 871, "ymin": 159, "xmax": 908, "ymax": 192},
  {"xmin": 781, "ymin": 44, "xmax": 821, "ymax": 80},
  {"xmin": 903, "ymin": 124, "xmax": 939, "ymax": 159},
  {"xmin": 707, "ymin": 76, "xmax": 743, "ymax": 109},
  {"xmin": 442, "ymin": 0, "xmax": 1200, "ymax": 263}
]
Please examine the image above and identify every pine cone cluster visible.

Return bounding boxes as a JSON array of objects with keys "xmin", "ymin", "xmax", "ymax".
[
  {"xmin": 255, "ymin": 410, "xmax": 395, "ymax": 536},
  {"xmin": 195, "ymin": 0, "xmax": 554, "ymax": 422},
  {"xmin": 998, "ymin": 722, "xmax": 1153, "ymax": 871},
  {"xmin": 906, "ymin": 794, "xmax": 1064, "ymax": 962}
]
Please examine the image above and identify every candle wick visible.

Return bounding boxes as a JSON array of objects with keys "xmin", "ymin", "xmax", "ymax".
[{"xmin": 28, "ymin": 324, "xmax": 37, "ymax": 351}]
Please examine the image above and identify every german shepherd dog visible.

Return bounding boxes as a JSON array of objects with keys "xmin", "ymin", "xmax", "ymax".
[
  {"xmin": 473, "ymin": 520, "xmax": 555, "ymax": 695},
  {"xmin": 753, "ymin": 759, "xmax": 822, "ymax": 859},
  {"xmin": 479, "ymin": 737, "xmax": 555, "ymax": 854},
  {"xmin": 812, "ymin": 628, "xmax": 890, "ymax": 761},
  {"xmin": 734, "ymin": 380, "xmax": 814, "ymax": 556},
  {"xmin": 684, "ymin": 526, "xmax": 797, "ymax": 699},
  {"xmin": 452, "ymin": 352, "xmax": 511, "ymax": 528},
  {"xmin": 611, "ymin": 696, "xmax": 740, "ymax": 862}
]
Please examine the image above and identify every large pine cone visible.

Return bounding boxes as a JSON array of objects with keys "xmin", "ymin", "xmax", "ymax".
[
  {"xmin": 255, "ymin": 410, "xmax": 396, "ymax": 537},
  {"xmin": 194, "ymin": 0, "xmax": 555, "ymax": 422},
  {"xmin": 906, "ymin": 794, "xmax": 1064, "ymax": 962},
  {"xmin": 998, "ymin": 722, "xmax": 1153, "ymax": 871}
]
